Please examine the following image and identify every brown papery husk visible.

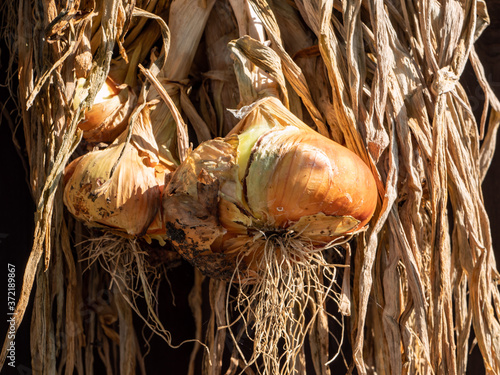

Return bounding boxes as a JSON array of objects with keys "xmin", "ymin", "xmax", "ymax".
[
  {"xmin": 78, "ymin": 76, "xmax": 137, "ymax": 143},
  {"xmin": 201, "ymin": 0, "xmax": 240, "ymax": 136},
  {"xmin": 63, "ymin": 142, "xmax": 161, "ymax": 235},
  {"xmin": 146, "ymin": 0, "xmax": 215, "ymax": 161},
  {"xmin": 64, "ymin": 105, "xmax": 169, "ymax": 236}
]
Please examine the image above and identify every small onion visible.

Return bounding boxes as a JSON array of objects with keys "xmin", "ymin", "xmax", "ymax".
[
  {"xmin": 64, "ymin": 107, "xmax": 168, "ymax": 236},
  {"xmin": 78, "ymin": 77, "xmax": 137, "ymax": 143},
  {"xmin": 163, "ymin": 97, "xmax": 377, "ymax": 279}
]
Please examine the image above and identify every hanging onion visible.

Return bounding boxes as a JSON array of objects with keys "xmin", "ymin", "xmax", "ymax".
[
  {"xmin": 163, "ymin": 97, "xmax": 377, "ymax": 279},
  {"xmin": 64, "ymin": 106, "xmax": 170, "ymax": 236},
  {"xmin": 78, "ymin": 77, "xmax": 137, "ymax": 143}
]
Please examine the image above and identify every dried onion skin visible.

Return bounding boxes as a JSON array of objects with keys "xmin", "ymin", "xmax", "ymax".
[
  {"xmin": 64, "ymin": 107, "xmax": 167, "ymax": 236},
  {"xmin": 64, "ymin": 143, "xmax": 162, "ymax": 236},
  {"xmin": 78, "ymin": 77, "xmax": 137, "ymax": 144}
]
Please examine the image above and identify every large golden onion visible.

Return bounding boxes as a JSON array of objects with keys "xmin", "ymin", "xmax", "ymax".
[
  {"xmin": 163, "ymin": 97, "xmax": 377, "ymax": 279},
  {"xmin": 235, "ymin": 114, "xmax": 377, "ymax": 230}
]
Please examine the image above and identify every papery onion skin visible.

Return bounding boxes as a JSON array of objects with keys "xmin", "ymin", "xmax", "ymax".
[
  {"xmin": 64, "ymin": 143, "xmax": 162, "ymax": 236},
  {"xmin": 162, "ymin": 137, "xmax": 240, "ymax": 279},
  {"xmin": 78, "ymin": 77, "xmax": 137, "ymax": 143}
]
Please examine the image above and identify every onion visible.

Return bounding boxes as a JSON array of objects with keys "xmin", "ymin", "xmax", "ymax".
[
  {"xmin": 163, "ymin": 97, "xmax": 377, "ymax": 279},
  {"xmin": 78, "ymin": 77, "xmax": 137, "ymax": 143},
  {"xmin": 64, "ymin": 106, "xmax": 169, "ymax": 236}
]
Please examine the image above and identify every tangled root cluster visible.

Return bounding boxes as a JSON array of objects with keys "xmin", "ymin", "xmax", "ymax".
[
  {"xmin": 80, "ymin": 232, "xmax": 179, "ymax": 344},
  {"xmin": 224, "ymin": 229, "xmax": 354, "ymax": 374}
]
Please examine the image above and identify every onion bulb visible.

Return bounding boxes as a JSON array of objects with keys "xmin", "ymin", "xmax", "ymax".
[
  {"xmin": 64, "ymin": 106, "xmax": 169, "ymax": 236},
  {"xmin": 78, "ymin": 77, "xmax": 137, "ymax": 143},
  {"xmin": 163, "ymin": 97, "xmax": 377, "ymax": 279}
]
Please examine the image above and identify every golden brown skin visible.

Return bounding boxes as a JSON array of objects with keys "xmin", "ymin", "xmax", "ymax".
[
  {"xmin": 78, "ymin": 77, "xmax": 136, "ymax": 143},
  {"xmin": 257, "ymin": 129, "xmax": 377, "ymax": 229},
  {"xmin": 63, "ymin": 143, "xmax": 162, "ymax": 236}
]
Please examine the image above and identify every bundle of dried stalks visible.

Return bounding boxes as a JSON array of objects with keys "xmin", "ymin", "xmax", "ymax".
[{"xmin": 2, "ymin": 0, "xmax": 500, "ymax": 374}]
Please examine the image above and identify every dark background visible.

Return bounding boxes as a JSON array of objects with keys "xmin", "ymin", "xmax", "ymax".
[{"xmin": 0, "ymin": 2, "xmax": 499, "ymax": 373}]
